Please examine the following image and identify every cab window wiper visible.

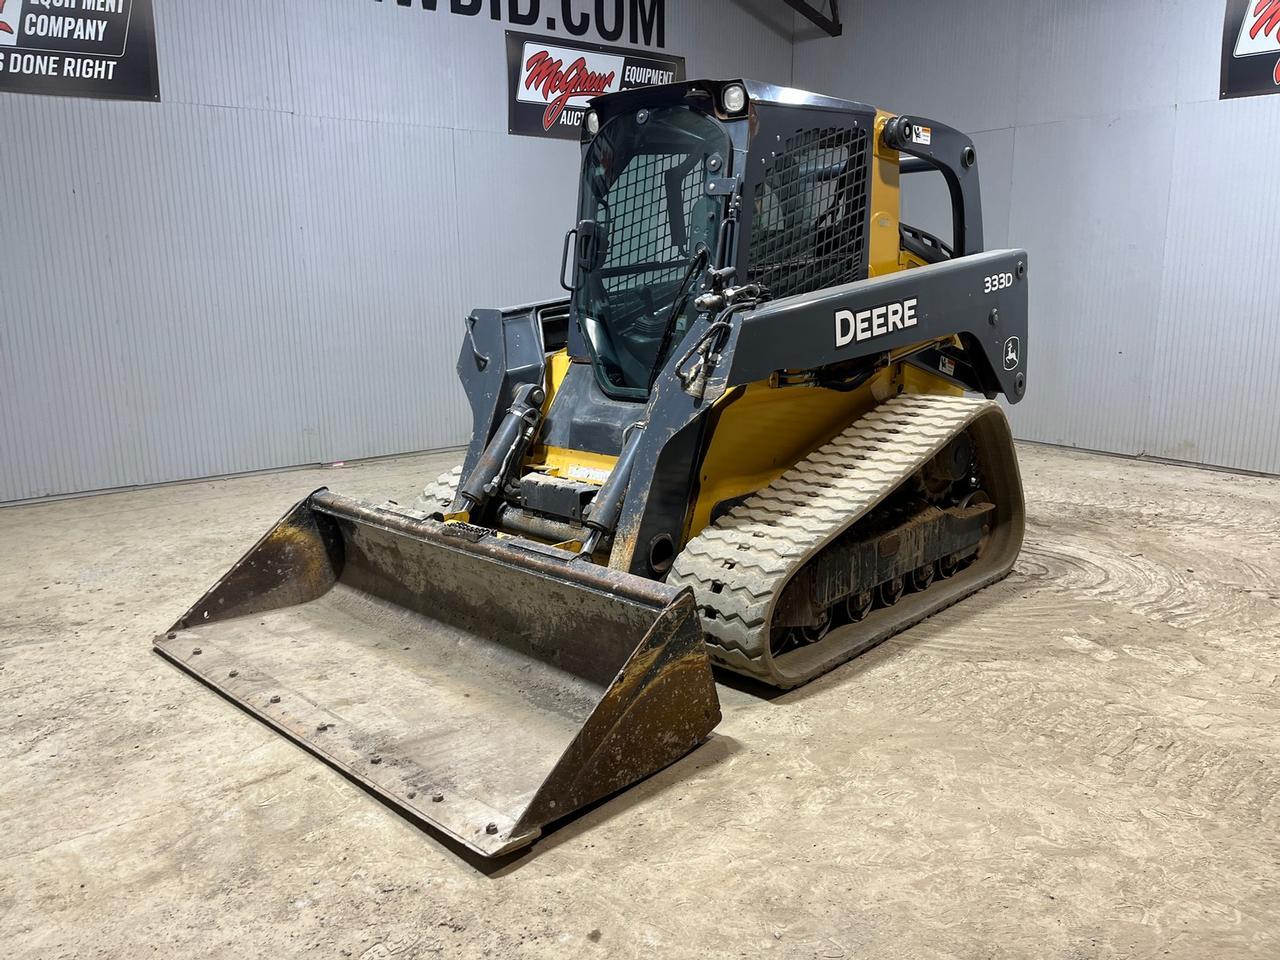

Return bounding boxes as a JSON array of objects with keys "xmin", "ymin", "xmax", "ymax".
[{"xmin": 647, "ymin": 247, "xmax": 708, "ymax": 391}]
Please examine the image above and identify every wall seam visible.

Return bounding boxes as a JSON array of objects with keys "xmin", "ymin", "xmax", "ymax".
[{"xmin": 1142, "ymin": 101, "xmax": 1183, "ymax": 461}]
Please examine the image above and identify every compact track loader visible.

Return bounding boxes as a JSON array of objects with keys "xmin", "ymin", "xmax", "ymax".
[{"xmin": 156, "ymin": 79, "xmax": 1028, "ymax": 858}]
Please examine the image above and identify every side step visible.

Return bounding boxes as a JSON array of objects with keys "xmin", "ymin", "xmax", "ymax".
[
  {"xmin": 669, "ymin": 394, "xmax": 1024, "ymax": 688},
  {"xmin": 155, "ymin": 491, "xmax": 720, "ymax": 857}
]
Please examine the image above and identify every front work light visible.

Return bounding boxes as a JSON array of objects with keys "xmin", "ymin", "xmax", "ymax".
[{"xmin": 721, "ymin": 83, "xmax": 747, "ymax": 114}]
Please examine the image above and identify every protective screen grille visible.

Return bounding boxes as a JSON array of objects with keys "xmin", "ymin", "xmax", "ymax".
[
  {"xmin": 747, "ymin": 126, "xmax": 871, "ymax": 300},
  {"xmin": 601, "ymin": 152, "xmax": 705, "ymax": 298}
]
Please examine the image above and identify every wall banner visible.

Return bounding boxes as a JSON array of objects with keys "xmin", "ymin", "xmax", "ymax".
[
  {"xmin": 505, "ymin": 30, "xmax": 684, "ymax": 140},
  {"xmin": 1222, "ymin": 0, "xmax": 1280, "ymax": 99},
  {"xmin": 0, "ymin": 0, "xmax": 160, "ymax": 101}
]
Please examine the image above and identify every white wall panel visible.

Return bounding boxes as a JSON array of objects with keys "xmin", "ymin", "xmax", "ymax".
[
  {"xmin": 1175, "ymin": 0, "xmax": 1229, "ymax": 106},
  {"xmin": 285, "ymin": 0, "xmax": 470, "ymax": 130},
  {"xmin": 683, "ymin": 1, "xmax": 794, "ymax": 84},
  {"xmin": 796, "ymin": 0, "xmax": 1023, "ymax": 134},
  {"xmin": 0, "ymin": 98, "xmax": 315, "ymax": 498},
  {"xmin": 288, "ymin": 115, "xmax": 468, "ymax": 461},
  {"xmin": 1006, "ymin": 110, "xmax": 1176, "ymax": 455},
  {"xmin": 449, "ymin": 128, "xmax": 578, "ymax": 309},
  {"xmin": 154, "ymin": 0, "xmax": 295, "ymax": 112},
  {"xmin": 1147, "ymin": 97, "xmax": 1280, "ymax": 472},
  {"xmin": 1014, "ymin": 0, "xmax": 1186, "ymax": 126},
  {"xmin": 0, "ymin": 0, "xmax": 796, "ymax": 502}
]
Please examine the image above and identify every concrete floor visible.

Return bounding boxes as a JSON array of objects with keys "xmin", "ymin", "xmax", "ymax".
[{"xmin": 2, "ymin": 444, "xmax": 1278, "ymax": 959}]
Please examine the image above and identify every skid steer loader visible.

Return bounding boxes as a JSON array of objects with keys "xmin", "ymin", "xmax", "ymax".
[{"xmin": 156, "ymin": 79, "xmax": 1028, "ymax": 858}]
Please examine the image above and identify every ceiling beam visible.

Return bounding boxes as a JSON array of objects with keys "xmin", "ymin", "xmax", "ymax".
[{"xmin": 782, "ymin": 0, "xmax": 842, "ymax": 38}]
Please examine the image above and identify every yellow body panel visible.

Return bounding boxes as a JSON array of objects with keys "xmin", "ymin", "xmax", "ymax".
[
  {"xmin": 899, "ymin": 249, "xmax": 935, "ymax": 270},
  {"xmin": 526, "ymin": 350, "xmax": 618, "ymax": 485},
  {"xmin": 542, "ymin": 348, "xmax": 572, "ymax": 413},
  {"xmin": 531, "ymin": 445, "xmax": 617, "ymax": 485},
  {"xmin": 868, "ymin": 111, "xmax": 903, "ymax": 278},
  {"xmin": 901, "ymin": 360, "xmax": 964, "ymax": 398}
]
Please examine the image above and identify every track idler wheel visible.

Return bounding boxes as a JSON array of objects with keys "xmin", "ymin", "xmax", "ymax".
[
  {"xmin": 769, "ymin": 626, "xmax": 796, "ymax": 657},
  {"xmin": 800, "ymin": 610, "xmax": 831, "ymax": 643},
  {"xmin": 911, "ymin": 563, "xmax": 935, "ymax": 592},
  {"xmin": 844, "ymin": 590, "xmax": 874, "ymax": 622},
  {"xmin": 878, "ymin": 576, "xmax": 905, "ymax": 606},
  {"xmin": 961, "ymin": 490, "xmax": 994, "ymax": 556}
]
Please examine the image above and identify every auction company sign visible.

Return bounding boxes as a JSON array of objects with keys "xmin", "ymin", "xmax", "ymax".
[
  {"xmin": 506, "ymin": 30, "xmax": 684, "ymax": 139},
  {"xmin": 1222, "ymin": 0, "xmax": 1280, "ymax": 99},
  {"xmin": 0, "ymin": 0, "xmax": 159, "ymax": 101}
]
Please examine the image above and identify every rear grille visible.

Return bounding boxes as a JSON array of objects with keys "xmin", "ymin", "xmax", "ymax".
[{"xmin": 747, "ymin": 126, "xmax": 871, "ymax": 301}]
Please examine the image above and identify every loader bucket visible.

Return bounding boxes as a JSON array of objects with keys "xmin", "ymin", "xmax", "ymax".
[{"xmin": 154, "ymin": 490, "xmax": 720, "ymax": 857}]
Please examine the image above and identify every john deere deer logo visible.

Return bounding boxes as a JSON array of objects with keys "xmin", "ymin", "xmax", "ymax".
[{"xmin": 1003, "ymin": 337, "xmax": 1020, "ymax": 371}]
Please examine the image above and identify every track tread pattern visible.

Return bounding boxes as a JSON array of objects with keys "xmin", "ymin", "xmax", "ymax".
[
  {"xmin": 411, "ymin": 465, "xmax": 463, "ymax": 515},
  {"xmin": 669, "ymin": 394, "xmax": 1001, "ymax": 675}
]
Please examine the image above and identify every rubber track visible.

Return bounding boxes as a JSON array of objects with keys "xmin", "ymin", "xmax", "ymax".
[
  {"xmin": 668, "ymin": 393, "xmax": 1001, "ymax": 676},
  {"xmin": 411, "ymin": 464, "xmax": 462, "ymax": 515}
]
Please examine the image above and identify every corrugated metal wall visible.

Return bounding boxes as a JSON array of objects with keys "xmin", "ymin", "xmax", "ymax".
[
  {"xmin": 8, "ymin": 2, "xmax": 1273, "ymax": 501},
  {"xmin": 793, "ymin": 0, "xmax": 1280, "ymax": 475},
  {"xmin": 0, "ymin": 0, "xmax": 795, "ymax": 503}
]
